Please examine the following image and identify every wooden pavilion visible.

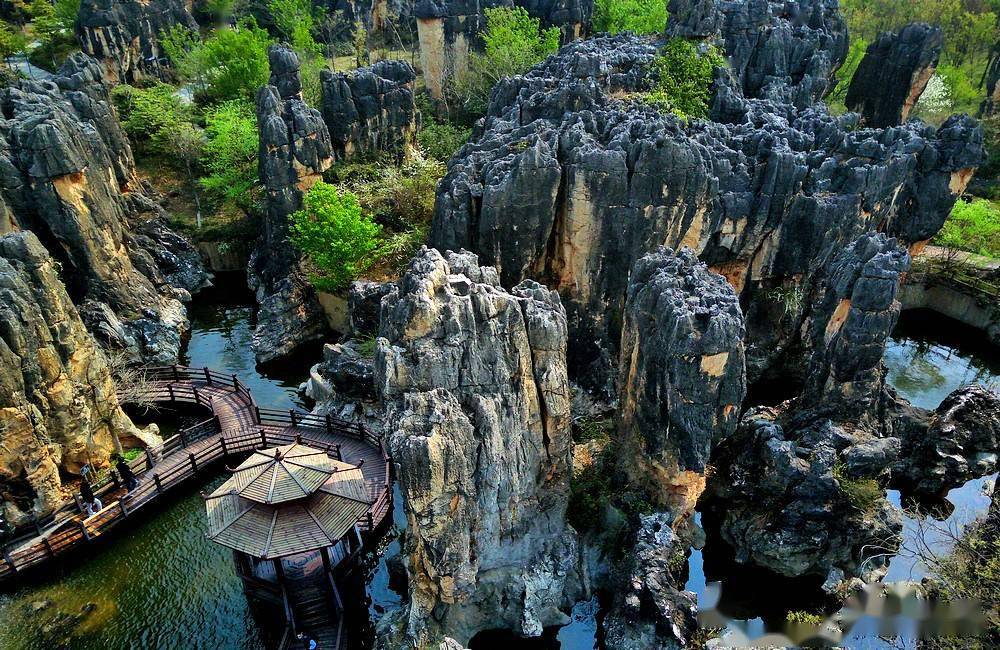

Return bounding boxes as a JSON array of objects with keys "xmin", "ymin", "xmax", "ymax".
[{"xmin": 204, "ymin": 439, "xmax": 371, "ymax": 645}]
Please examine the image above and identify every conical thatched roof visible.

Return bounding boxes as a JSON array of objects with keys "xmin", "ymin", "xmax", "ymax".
[
  {"xmin": 204, "ymin": 443, "xmax": 372, "ymax": 558},
  {"xmin": 219, "ymin": 442, "xmax": 343, "ymax": 504}
]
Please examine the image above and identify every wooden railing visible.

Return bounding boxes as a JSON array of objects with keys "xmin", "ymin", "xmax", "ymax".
[{"xmin": 0, "ymin": 365, "xmax": 393, "ymax": 584}]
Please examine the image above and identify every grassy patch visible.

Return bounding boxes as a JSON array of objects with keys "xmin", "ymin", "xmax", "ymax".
[
  {"xmin": 935, "ymin": 199, "xmax": 1000, "ymax": 259},
  {"xmin": 833, "ymin": 461, "xmax": 883, "ymax": 517}
]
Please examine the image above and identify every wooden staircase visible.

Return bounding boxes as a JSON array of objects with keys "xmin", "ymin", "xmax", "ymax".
[{"xmin": 288, "ymin": 583, "xmax": 343, "ymax": 649}]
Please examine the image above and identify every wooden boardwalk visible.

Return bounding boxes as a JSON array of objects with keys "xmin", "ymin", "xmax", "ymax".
[{"xmin": 0, "ymin": 366, "xmax": 392, "ymax": 588}]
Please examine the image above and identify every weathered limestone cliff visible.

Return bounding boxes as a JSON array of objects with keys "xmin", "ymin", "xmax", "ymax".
[
  {"xmin": 375, "ymin": 247, "xmax": 581, "ymax": 646},
  {"xmin": 251, "ymin": 45, "xmax": 333, "ymax": 363},
  {"xmin": 666, "ymin": 0, "xmax": 849, "ymax": 109},
  {"xmin": 703, "ymin": 409, "xmax": 903, "ymax": 585},
  {"xmin": 895, "ymin": 385, "xmax": 1000, "ymax": 497},
  {"xmin": 802, "ymin": 233, "xmax": 911, "ymax": 417},
  {"xmin": 320, "ymin": 60, "xmax": 420, "ymax": 161},
  {"xmin": 0, "ymin": 232, "xmax": 154, "ymax": 525},
  {"xmin": 76, "ymin": 0, "xmax": 199, "ymax": 84},
  {"xmin": 618, "ymin": 248, "xmax": 746, "ymax": 494},
  {"xmin": 0, "ymin": 54, "xmax": 206, "ymax": 363},
  {"xmin": 845, "ymin": 23, "xmax": 942, "ymax": 128},
  {"xmin": 415, "ymin": 0, "xmax": 591, "ymax": 99},
  {"xmin": 430, "ymin": 22, "xmax": 981, "ymax": 392}
]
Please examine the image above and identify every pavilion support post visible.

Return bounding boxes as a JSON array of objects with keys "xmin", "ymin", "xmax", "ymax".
[
  {"xmin": 255, "ymin": 406, "xmax": 261, "ymax": 424},
  {"xmin": 3, "ymin": 549, "xmax": 17, "ymax": 573},
  {"xmin": 260, "ymin": 429, "xmax": 267, "ymax": 448},
  {"xmin": 289, "ymin": 410, "xmax": 297, "ymax": 427},
  {"xmin": 189, "ymin": 453, "xmax": 198, "ymax": 473},
  {"xmin": 232, "ymin": 374, "xmax": 239, "ymax": 390},
  {"xmin": 153, "ymin": 474, "xmax": 163, "ymax": 494},
  {"xmin": 42, "ymin": 537, "xmax": 54, "ymax": 557},
  {"xmin": 220, "ymin": 436, "xmax": 228, "ymax": 457},
  {"xmin": 79, "ymin": 521, "xmax": 91, "ymax": 542},
  {"xmin": 204, "ymin": 367, "xmax": 213, "ymax": 386},
  {"xmin": 325, "ymin": 414, "xmax": 332, "ymax": 435},
  {"xmin": 167, "ymin": 384, "xmax": 175, "ymax": 401}
]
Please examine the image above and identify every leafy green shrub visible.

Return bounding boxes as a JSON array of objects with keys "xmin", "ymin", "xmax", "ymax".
[
  {"xmin": 329, "ymin": 153, "xmax": 445, "ymax": 227},
  {"xmin": 592, "ymin": 0, "xmax": 667, "ymax": 35},
  {"xmin": 450, "ymin": 7, "xmax": 560, "ymax": 118},
  {"xmin": 833, "ymin": 462, "xmax": 883, "ymax": 517},
  {"xmin": 200, "ymin": 100, "xmax": 260, "ymax": 213},
  {"xmin": 645, "ymin": 39, "xmax": 724, "ymax": 119},
  {"xmin": 418, "ymin": 119, "xmax": 471, "ymax": 162},
  {"xmin": 112, "ymin": 84, "xmax": 194, "ymax": 154},
  {"xmin": 25, "ymin": 0, "xmax": 80, "ymax": 69},
  {"xmin": 268, "ymin": 0, "xmax": 327, "ymax": 105},
  {"xmin": 786, "ymin": 610, "xmax": 824, "ymax": 626},
  {"xmin": 574, "ymin": 417, "xmax": 614, "ymax": 444},
  {"xmin": 0, "ymin": 22, "xmax": 28, "ymax": 62},
  {"xmin": 162, "ymin": 20, "xmax": 272, "ymax": 103},
  {"xmin": 935, "ymin": 199, "xmax": 1000, "ymax": 259},
  {"xmin": 290, "ymin": 182, "xmax": 382, "ymax": 291}
]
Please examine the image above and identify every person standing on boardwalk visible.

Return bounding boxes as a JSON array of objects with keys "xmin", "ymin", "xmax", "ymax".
[
  {"xmin": 114, "ymin": 454, "xmax": 139, "ymax": 494},
  {"xmin": 80, "ymin": 479, "xmax": 102, "ymax": 516}
]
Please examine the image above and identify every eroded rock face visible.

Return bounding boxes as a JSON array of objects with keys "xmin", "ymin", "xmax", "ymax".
[
  {"xmin": 0, "ymin": 232, "xmax": 153, "ymax": 525},
  {"xmin": 76, "ymin": 0, "xmax": 199, "ymax": 84},
  {"xmin": 0, "ymin": 54, "xmax": 204, "ymax": 363},
  {"xmin": 895, "ymin": 385, "xmax": 1000, "ymax": 497},
  {"xmin": 414, "ymin": 0, "xmax": 591, "ymax": 99},
  {"xmin": 602, "ymin": 512, "xmax": 697, "ymax": 650},
  {"xmin": 320, "ymin": 60, "xmax": 420, "ymax": 161},
  {"xmin": 251, "ymin": 45, "xmax": 333, "ymax": 363},
  {"xmin": 376, "ymin": 247, "xmax": 580, "ymax": 646},
  {"xmin": 619, "ymin": 248, "xmax": 746, "ymax": 481},
  {"xmin": 845, "ymin": 23, "xmax": 942, "ymax": 128},
  {"xmin": 802, "ymin": 233, "xmax": 910, "ymax": 418},
  {"xmin": 703, "ymin": 409, "xmax": 902, "ymax": 584},
  {"xmin": 429, "ymin": 27, "xmax": 982, "ymax": 391},
  {"xmin": 667, "ymin": 0, "xmax": 849, "ymax": 109}
]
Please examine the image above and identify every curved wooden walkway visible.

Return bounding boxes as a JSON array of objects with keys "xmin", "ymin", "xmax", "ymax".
[{"xmin": 0, "ymin": 366, "xmax": 392, "ymax": 586}]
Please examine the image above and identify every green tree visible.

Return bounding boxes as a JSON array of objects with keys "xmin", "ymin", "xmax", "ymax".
[
  {"xmin": 645, "ymin": 39, "xmax": 724, "ymax": 119},
  {"xmin": 592, "ymin": 0, "xmax": 667, "ymax": 35},
  {"xmin": 451, "ymin": 7, "xmax": 560, "ymax": 117},
  {"xmin": 111, "ymin": 83, "xmax": 193, "ymax": 154},
  {"xmin": 200, "ymin": 99, "xmax": 260, "ymax": 213},
  {"xmin": 162, "ymin": 20, "xmax": 273, "ymax": 103},
  {"xmin": 165, "ymin": 123, "xmax": 208, "ymax": 228},
  {"xmin": 26, "ymin": 0, "xmax": 79, "ymax": 69},
  {"xmin": 290, "ymin": 182, "xmax": 382, "ymax": 291},
  {"xmin": 0, "ymin": 22, "xmax": 28, "ymax": 64}
]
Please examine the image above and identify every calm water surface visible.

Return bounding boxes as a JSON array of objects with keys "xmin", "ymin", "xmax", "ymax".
[
  {"xmin": 1, "ymin": 295, "xmax": 995, "ymax": 649},
  {"xmin": 0, "ymin": 277, "xmax": 310, "ymax": 649}
]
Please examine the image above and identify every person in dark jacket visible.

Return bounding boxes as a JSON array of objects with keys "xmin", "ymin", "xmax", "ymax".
[
  {"xmin": 114, "ymin": 455, "xmax": 139, "ymax": 494},
  {"xmin": 80, "ymin": 479, "xmax": 102, "ymax": 516}
]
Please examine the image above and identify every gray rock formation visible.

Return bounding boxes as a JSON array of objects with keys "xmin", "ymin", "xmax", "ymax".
[
  {"xmin": 802, "ymin": 233, "xmax": 911, "ymax": 417},
  {"xmin": 375, "ymin": 247, "xmax": 581, "ymax": 646},
  {"xmin": 895, "ymin": 385, "xmax": 1000, "ymax": 497},
  {"xmin": 845, "ymin": 23, "xmax": 943, "ymax": 128},
  {"xmin": 76, "ymin": 0, "xmax": 199, "ymax": 84},
  {"xmin": 602, "ymin": 512, "xmax": 698, "ymax": 650},
  {"xmin": 981, "ymin": 45, "xmax": 1000, "ymax": 117},
  {"xmin": 414, "ymin": 0, "xmax": 591, "ymax": 99},
  {"xmin": 0, "ymin": 54, "xmax": 205, "ymax": 363},
  {"xmin": 429, "ymin": 27, "xmax": 982, "ymax": 392},
  {"xmin": 251, "ymin": 45, "xmax": 333, "ymax": 363},
  {"xmin": 666, "ymin": 0, "xmax": 849, "ymax": 109},
  {"xmin": 619, "ymin": 248, "xmax": 746, "ymax": 479},
  {"xmin": 702, "ymin": 409, "xmax": 903, "ymax": 584},
  {"xmin": 0, "ymin": 231, "xmax": 154, "ymax": 525},
  {"xmin": 320, "ymin": 60, "xmax": 420, "ymax": 161},
  {"xmin": 348, "ymin": 279, "xmax": 394, "ymax": 336}
]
